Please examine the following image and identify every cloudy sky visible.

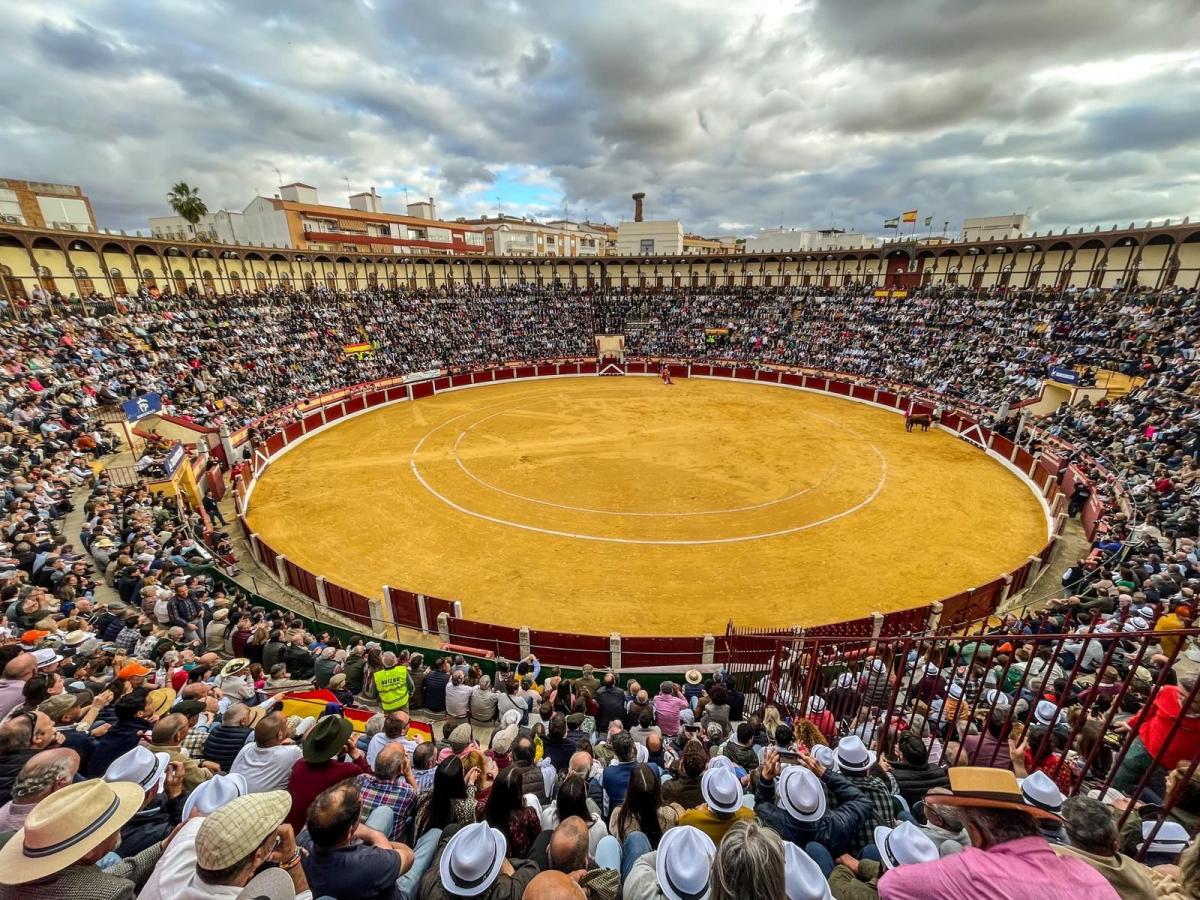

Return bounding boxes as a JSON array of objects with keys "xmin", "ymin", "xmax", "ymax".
[{"xmin": 3, "ymin": 0, "xmax": 1200, "ymax": 237}]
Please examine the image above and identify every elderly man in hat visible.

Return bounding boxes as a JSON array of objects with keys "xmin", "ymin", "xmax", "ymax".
[
  {"xmin": 177, "ymin": 790, "xmax": 310, "ymax": 899},
  {"xmin": 104, "ymin": 745, "xmax": 186, "ymax": 857},
  {"xmin": 678, "ymin": 763, "xmax": 754, "ymax": 843},
  {"xmin": 876, "ymin": 767, "xmax": 1119, "ymax": 899},
  {"xmin": 830, "ymin": 735, "xmax": 897, "ymax": 855},
  {"xmin": 0, "ymin": 778, "xmax": 169, "ymax": 900},
  {"xmin": 216, "ymin": 656, "xmax": 255, "ymax": 702},
  {"xmin": 286, "ymin": 713, "xmax": 370, "ymax": 832}
]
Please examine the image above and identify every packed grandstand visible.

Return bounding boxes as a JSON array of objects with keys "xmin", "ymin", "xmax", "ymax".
[{"xmin": 1, "ymin": 279, "xmax": 1200, "ymax": 900}]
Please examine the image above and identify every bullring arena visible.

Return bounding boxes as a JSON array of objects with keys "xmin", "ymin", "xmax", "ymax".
[{"xmin": 245, "ymin": 369, "xmax": 1049, "ymax": 635}]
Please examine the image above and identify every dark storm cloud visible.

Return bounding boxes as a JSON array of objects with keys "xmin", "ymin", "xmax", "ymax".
[{"xmin": 0, "ymin": 0, "xmax": 1197, "ymax": 236}]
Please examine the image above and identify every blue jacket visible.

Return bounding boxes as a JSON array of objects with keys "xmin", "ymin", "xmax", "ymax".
[{"xmin": 754, "ymin": 769, "xmax": 872, "ymax": 859}]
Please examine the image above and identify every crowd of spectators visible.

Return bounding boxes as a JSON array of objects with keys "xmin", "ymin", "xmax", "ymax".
[{"xmin": 0, "ymin": 281, "xmax": 1198, "ymax": 898}]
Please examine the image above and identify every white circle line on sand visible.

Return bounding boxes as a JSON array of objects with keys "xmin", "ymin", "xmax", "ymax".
[
  {"xmin": 408, "ymin": 392, "xmax": 889, "ymax": 545},
  {"xmin": 449, "ymin": 399, "xmax": 840, "ymax": 517}
]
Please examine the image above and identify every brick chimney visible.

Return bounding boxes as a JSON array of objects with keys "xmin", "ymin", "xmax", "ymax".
[{"xmin": 632, "ymin": 192, "xmax": 645, "ymax": 222}]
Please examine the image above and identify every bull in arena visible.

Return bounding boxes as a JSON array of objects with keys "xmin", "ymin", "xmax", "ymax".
[{"xmin": 905, "ymin": 412, "xmax": 932, "ymax": 432}]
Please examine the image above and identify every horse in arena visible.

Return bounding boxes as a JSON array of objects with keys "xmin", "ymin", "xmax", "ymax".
[{"xmin": 905, "ymin": 412, "xmax": 932, "ymax": 432}]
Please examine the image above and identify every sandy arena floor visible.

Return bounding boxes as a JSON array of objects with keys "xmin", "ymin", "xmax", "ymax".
[{"xmin": 246, "ymin": 377, "xmax": 1049, "ymax": 635}]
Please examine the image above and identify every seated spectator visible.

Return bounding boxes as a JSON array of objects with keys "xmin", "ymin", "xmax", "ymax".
[
  {"xmin": 483, "ymin": 765, "xmax": 541, "ymax": 859},
  {"xmin": 0, "ymin": 778, "xmax": 166, "ymax": 900},
  {"xmin": 367, "ymin": 710, "xmax": 415, "ymax": 769},
  {"xmin": 0, "ymin": 710, "xmax": 62, "ymax": 804},
  {"xmin": 610, "ymin": 763, "xmax": 681, "ymax": 846},
  {"xmin": 0, "ymin": 747, "xmax": 78, "ymax": 834},
  {"xmin": 413, "ymin": 754, "xmax": 480, "ymax": 839},
  {"xmin": 102, "ymin": 745, "xmax": 184, "ymax": 857},
  {"xmin": 543, "ymin": 712, "xmax": 577, "ymax": 772},
  {"xmin": 420, "ymin": 820, "xmax": 539, "ymax": 899},
  {"xmin": 678, "ymin": 764, "xmax": 754, "ymax": 843},
  {"xmin": 1052, "ymin": 796, "xmax": 1156, "ymax": 899},
  {"xmin": 624, "ymin": 823, "xmax": 716, "ymax": 900},
  {"xmin": 230, "ymin": 710, "xmax": 304, "ymax": 793},
  {"xmin": 298, "ymin": 778, "xmax": 417, "ymax": 900},
  {"xmin": 831, "ymin": 820, "xmax": 939, "ymax": 898},
  {"xmin": 834, "ymin": 735, "xmax": 897, "ymax": 855},
  {"xmin": 754, "ymin": 748, "xmax": 871, "ymax": 865},
  {"xmin": 602, "ymin": 731, "xmax": 645, "ymax": 812},
  {"xmin": 723, "ymin": 722, "xmax": 760, "ymax": 772},
  {"xmin": 877, "ymin": 767, "xmax": 1120, "ymax": 898},
  {"xmin": 147, "ymin": 712, "xmax": 215, "ymax": 793},
  {"xmin": 540, "ymin": 772, "xmax": 609, "ymax": 858},
  {"xmin": 200, "ymin": 703, "xmax": 259, "ymax": 773},
  {"xmin": 285, "ymin": 714, "xmax": 370, "ymax": 833},
  {"xmin": 663, "ymin": 739, "xmax": 708, "ymax": 810},
  {"xmin": 890, "ymin": 732, "xmax": 950, "ymax": 811}
]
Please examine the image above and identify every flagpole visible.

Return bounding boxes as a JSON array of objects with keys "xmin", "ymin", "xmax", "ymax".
[{"xmin": 926, "ymin": 214, "xmax": 935, "ymax": 241}]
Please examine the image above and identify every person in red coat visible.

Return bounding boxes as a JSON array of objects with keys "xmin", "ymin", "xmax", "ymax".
[
  {"xmin": 285, "ymin": 715, "xmax": 370, "ymax": 832},
  {"xmin": 1114, "ymin": 674, "xmax": 1200, "ymax": 795}
]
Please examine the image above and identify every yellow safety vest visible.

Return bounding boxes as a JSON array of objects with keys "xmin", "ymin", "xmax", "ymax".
[{"xmin": 374, "ymin": 665, "xmax": 410, "ymax": 711}]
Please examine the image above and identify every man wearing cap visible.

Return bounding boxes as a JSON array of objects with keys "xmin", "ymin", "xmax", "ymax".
[
  {"xmin": 286, "ymin": 714, "xmax": 370, "ymax": 833},
  {"xmin": 876, "ymin": 767, "xmax": 1119, "ymax": 899},
  {"xmin": 678, "ymin": 763, "xmax": 754, "ymax": 843},
  {"xmin": 0, "ymin": 778, "xmax": 169, "ymax": 900},
  {"xmin": 754, "ymin": 747, "xmax": 871, "ymax": 864},
  {"xmin": 177, "ymin": 790, "xmax": 310, "ymax": 899},
  {"xmin": 231, "ymin": 711, "xmax": 305, "ymax": 793}
]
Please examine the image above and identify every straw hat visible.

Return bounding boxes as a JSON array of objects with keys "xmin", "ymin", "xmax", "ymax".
[
  {"xmin": 221, "ymin": 657, "xmax": 250, "ymax": 677},
  {"xmin": 146, "ymin": 687, "xmax": 176, "ymax": 719},
  {"xmin": 0, "ymin": 779, "xmax": 144, "ymax": 883},
  {"xmin": 685, "ymin": 669, "xmax": 703, "ymax": 685},
  {"xmin": 925, "ymin": 767, "xmax": 1062, "ymax": 821}
]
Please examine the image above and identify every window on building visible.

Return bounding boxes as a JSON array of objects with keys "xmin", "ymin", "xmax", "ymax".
[
  {"xmin": 640, "ymin": 239, "xmax": 655, "ymax": 254},
  {"xmin": 36, "ymin": 196, "xmax": 90, "ymax": 229},
  {"xmin": 0, "ymin": 189, "xmax": 25, "ymax": 224}
]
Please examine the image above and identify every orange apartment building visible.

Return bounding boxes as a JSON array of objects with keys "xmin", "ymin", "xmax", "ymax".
[
  {"xmin": 241, "ymin": 183, "xmax": 485, "ymax": 255},
  {"xmin": 0, "ymin": 178, "xmax": 97, "ymax": 231}
]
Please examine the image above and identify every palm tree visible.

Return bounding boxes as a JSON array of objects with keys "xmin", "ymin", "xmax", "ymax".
[{"xmin": 167, "ymin": 182, "xmax": 208, "ymax": 233}]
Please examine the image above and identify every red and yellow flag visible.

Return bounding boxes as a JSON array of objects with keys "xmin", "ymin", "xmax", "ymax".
[{"xmin": 901, "ymin": 210, "xmax": 918, "ymax": 223}]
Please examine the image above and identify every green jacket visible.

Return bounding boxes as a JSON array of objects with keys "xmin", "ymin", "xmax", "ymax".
[{"xmin": 829, "ymin": 859, "xmax": 883, "ymax": 899}]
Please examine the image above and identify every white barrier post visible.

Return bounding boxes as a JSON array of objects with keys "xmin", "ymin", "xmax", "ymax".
[
  {"xmin": 437, "ymin": 612, "xmax": 451, "ymax": 644},
  {"xmin": 925, "ymin": 601, "xmax": 944, "ymax": 632},
  {"xmin": 519, "ymin": 626, "xmax": 531, "ymax": 660},
  {"xmin": 609, "ymin": 633, "xmax": 622, "ymax": 671},
  {"xmin": 702, "ymin": 634, "xmax": 715, "ymax": 666},
  {"xmin": 274, "ymin": 554, "xmax": 289, "ymax": 585},
  {"xmin": 315, "ymin": 575, "xmax": 328, "ymax": 606}
]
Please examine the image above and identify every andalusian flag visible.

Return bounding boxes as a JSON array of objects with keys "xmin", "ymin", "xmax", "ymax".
[
  {"xmin": 883, "ymin": 217, "xmax": 899, "ymax": 229},
  {"xmin": 924, "ymin": 215, "xmax": 933, "ymax": 227},
  {"xmin": 343, "ymin": 342, "xmax": 373, "ymax": 358},
  {"xmin": 902, "ymin": 210, "xmax": 918, "ymax": 223}
]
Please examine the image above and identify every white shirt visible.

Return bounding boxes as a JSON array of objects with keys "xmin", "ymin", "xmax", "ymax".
[
  {"xmin": 365, "ymin": 732, "xmax": 417, "ymax": 769},
  {"xmin": 229, "ymin": 741, "xmax": 304, "ymax": 793}
]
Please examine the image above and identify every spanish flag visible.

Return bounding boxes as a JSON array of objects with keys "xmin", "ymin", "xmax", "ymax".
[
  {"xmin": 902, "ymin": 210, "xmax": 918, "ymax": 223},
  {"xmin": 343, "ymin": 342, "xmax": 373, "ymax": 357}
]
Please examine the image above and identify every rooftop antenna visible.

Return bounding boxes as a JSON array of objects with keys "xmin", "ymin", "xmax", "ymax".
[
  {"xmin": 496, "ymin": 195, "xmax": 502, "ymax": 217},
  {"xmin": 344, "ymin": 176, "xmax": 352, "ymax": 196},
  {"xmin": 403, "ymin": 186, "xmax": 409, "ymax": 205},
  {"xmin": 274, "ymin": 168, "xmax": 283, "ymax": 188}
]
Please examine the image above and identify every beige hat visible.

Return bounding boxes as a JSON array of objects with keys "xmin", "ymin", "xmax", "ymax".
[
  {"xmin": 146, "ymin": 687, "xmax": 177, "ymax": 719},
  {"xmin": 212, "ymin": 609, "xmax": 229, "ymax": 622},
  {"xmin": 685, "ymin": 669, "xmax": 703, "ymax": 685},
  {"xmin": 0, "ymin": 778, "xmax": 144, "ymax": 883},
  {"xmin": 221, "ymin": 657, "xmax": 250, "ymax": 677},
  {"xmin": 62, "ymin": 630, "xmax": 89, "ymax": 647},
  {"xmin": 491, "ymin": 724, "xmax": 518, "ymax": 755},
  {"xmin": 195, "ymin": 791, "xmax": 291, "ymax": 870},
  {"xmin": 449, "ymin": 723, "xmax": 474, "ymax": 753}
]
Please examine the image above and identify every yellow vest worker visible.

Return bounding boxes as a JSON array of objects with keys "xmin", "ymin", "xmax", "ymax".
[{"xmin": 374, "ymin": 663, "xmax": 410, "ymax": 712}]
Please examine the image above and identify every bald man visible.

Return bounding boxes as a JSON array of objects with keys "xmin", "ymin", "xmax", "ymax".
[
  {"xmin": 0, "ymin": 746, "xmax": 80, "ymax": 832},
  {"xmin": 0, "ymin": 652, "xmax": 37, "ymax": 719},
  {"xmin": 0, "ymin": 710, "xmax": 62, "ymax": 806},
  {"xmin": 524, "ymin": 870, "xmax": 587, "ymax": 900}
]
